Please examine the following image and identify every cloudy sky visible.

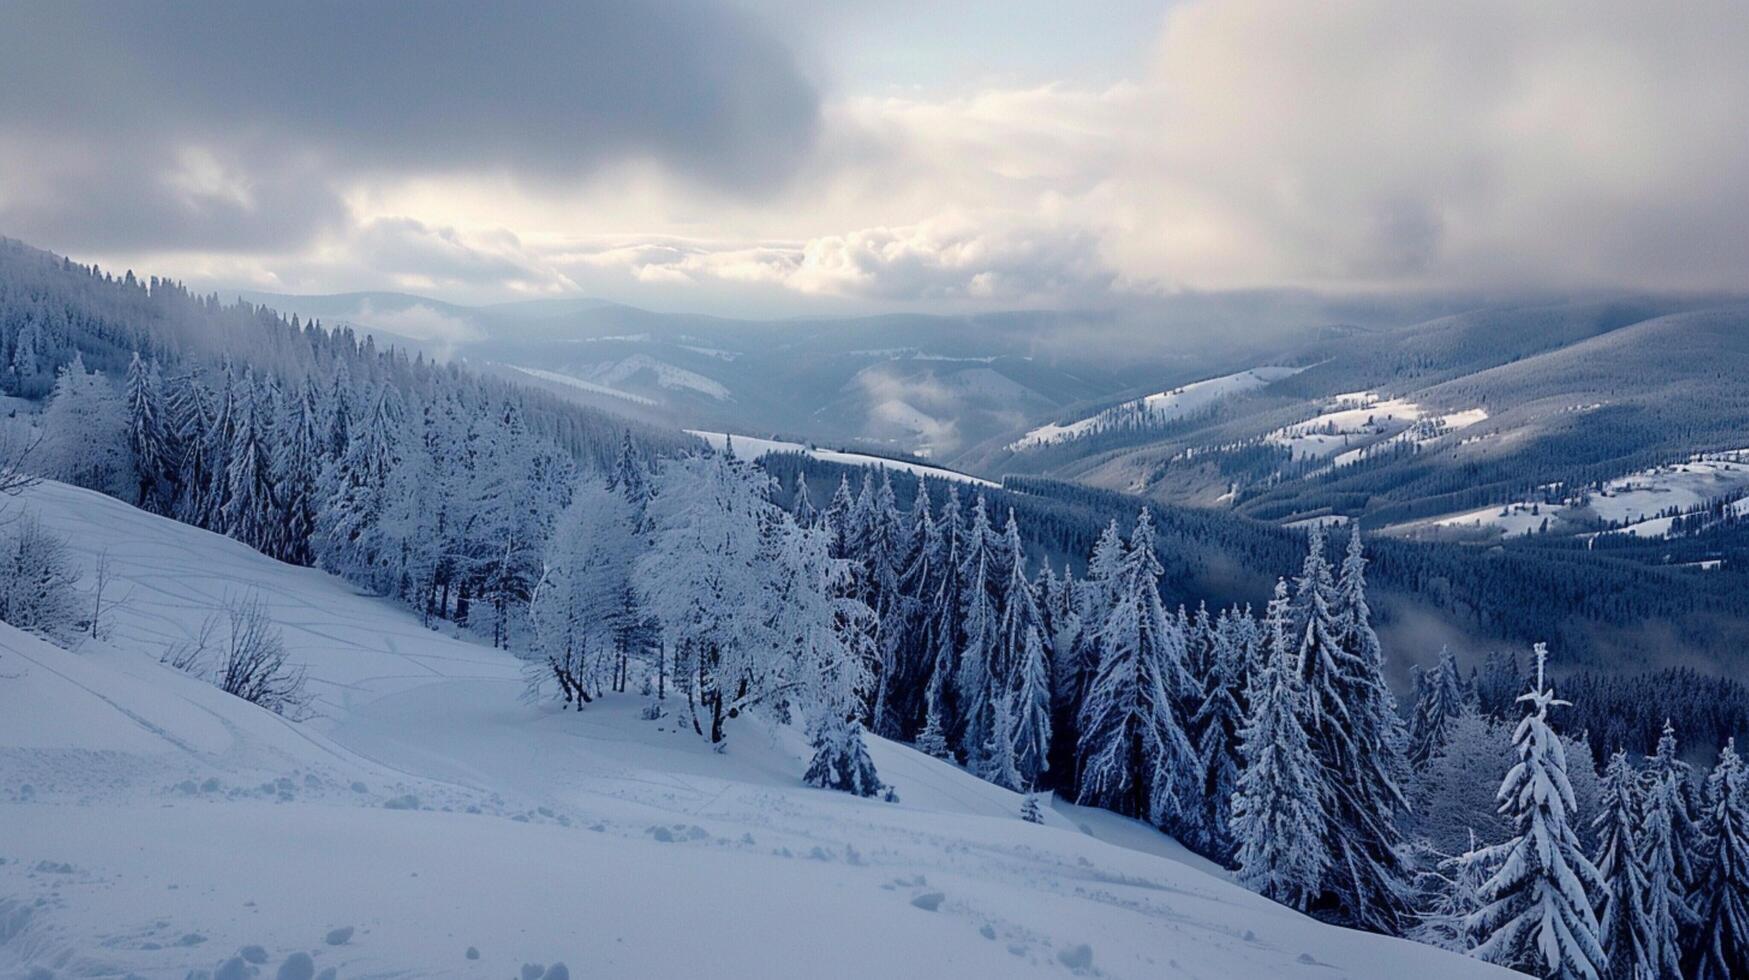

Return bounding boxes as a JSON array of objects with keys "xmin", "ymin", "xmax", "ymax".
[{"xmin": 2, "ymin": 0, "xmax": 1746, "ymax": 316}]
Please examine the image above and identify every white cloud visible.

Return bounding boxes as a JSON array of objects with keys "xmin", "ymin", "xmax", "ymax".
[{"xmin": 25, "ymin": 0, "xmax": 1749, "ymax": 308}]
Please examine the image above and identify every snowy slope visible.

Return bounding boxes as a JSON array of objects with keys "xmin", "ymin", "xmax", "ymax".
[
  {"xmin": 1010, "ymin": 366, "xmax": 1302, "ymax": 451},
  {"xmin": 0, "ymin": 481, "xmax": 1505, "ymax": 979},
  {"xmin": 688, "ymin": 430, "xmax": 1000, "ymax": 487}
]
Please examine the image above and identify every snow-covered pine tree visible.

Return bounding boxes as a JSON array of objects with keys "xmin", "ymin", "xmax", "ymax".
[
  {"xmin": 1009, "ymin": 619, "xmax": 1052, "ymax": 790},
  {"xmin": 197, "ymin": 365, "xmax": 238, "ymax": 532},
  {"xmin": 325, "ymin": 361, "xmax": 353, "ymax": 461},
  {"xmin": 981, "ymin": 691, "xmax": 1024, "ymax": 791},
  {"xmin": 1294, "ymin": 524, "xmax": 1409, "ymax": 931},
  {"xmin": 1327, "ymin": 526, "xmax": 1412, "ymax": 928},
  {"xmin": 790, "ymin": 472, "xmax": 817, "ymax": 527},
  {"xmin": 859, "ymin": 471, "xmax": 907, "ymax": 731},
  {"xmin": 1076, "ymin": 509, "xmax": 1198, "ymax": 836},
  {"xmin": 883, "ymin": 480, "xmax": 937, "ymax": 739},
  {"xmin": 1592, "ymin": 749, "xmax": 1654, "ymax": 980},
  {"xmin": 1190, "ymin": 605, "xmax": 1246, "ymax": 859},
  {"xmin": 1641, "ymin": 752, "xmax": 1698, "ymax": 977},
  {"xmin": 914, "ymin": 486, "xmax": 963, "ymax": 761},
  {"xmin": 1231, "ymin": 579, "xmax": 1327, "ymax": 910},
  {"xmin": 272, "ymin": 376, "xmax": 324, "ymax": 566},
  {"xmin": 123, "ymin": 352, "xmax": 174, "ymax": 512},
  {"xmin": 168, "ymin": 369, "xmax": 214, "ymax": 525},
  {"xmin": 1692, "ymin": 738, "xmax": 1749, "ymax": 980},
  {"xmin": 770, "ymin": 511, "xmax": 880, "ymax": 796},
  {"xmin": 823, "ymin": 474, "xmax": 854, "ymax": 560},
  {"xmin": 956, "ymin": 495, "xmax": 1003, "ymax": 774},
  {"xmin": 1646, "ymin": 720, "xmax": 1703, "ymax": 893},
  {"xmin": 1021, "ymin": 791, "xmax": 1044, "ymax": 824},
  {"xmin": 1468, "ymin": 643, "xmax": 1607, "ymax": 980},
  {"xmin": 315, "ymin": 383, "xmax": 402, "ymax": 585},
  {"xmin": 1410, "ymin": 646, "xmax": 1469, "ymax": 767},
  {"xmin": 222, "ymin": 370, "xmax": 280, "ymax": 555},
  {"xmin": 1054, "ymin": 518, "xmax": 1123, "ymax": 792}
]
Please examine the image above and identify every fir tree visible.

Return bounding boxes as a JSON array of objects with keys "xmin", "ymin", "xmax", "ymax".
[
  {"xmin": 1190, "ymin": 606, "xmax": 1247, "ymax": 859},
  {"xmin": 273, "ymin": 376, "xmax": 324, "ymax": 565},
  {"xmin": 1009, "ymin": 622, "xmax": 1052, "ymax": 789},
  {"xmin": 1295, "ymin": 525, "xmax": 1410, "ymax": 931},
  {"xmin": 1692, "ymin": 739, "xmax": 1749, "ymax": 980},
  {"xmin": 1076, "ymin": 509, "xmax": 1197, "ymax": 834},
  {"xmin": 956, "ymin": 495, "xmax": 1002, "ymax": 773},
  {"xmin": 222, "ymin": 371, "xmax": 280, "ymax": 554},
  {"xmin": 1468, "ymin": 644, "xmax": 1607, "ymax": 980},
  {"xmin": 790, "ymin": 472, "xmax": 818, "ymax": 527},
  {"xmin": 1641, "ymin": 756, "xmax": 1697, "ymax": 977},
  {"xmin": 1410, "ymin": 647, "xmax": 1469, "ymax": 767},
  {"xmin": 1592, "ymin": 749, "xmax": 1654, "ymax": 980},
  {"xmin": 123, "ymin": 352, "xmax": 173, "ymax": 512},
  {"xmin": 1231, "ymin": 579, "xmax": 1327, "ymax": 910}
]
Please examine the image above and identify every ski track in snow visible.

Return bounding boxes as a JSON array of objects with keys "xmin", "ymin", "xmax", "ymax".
[{"xmin": 0, "ymin": 481, "xmax": 1508, "ymax": 979}]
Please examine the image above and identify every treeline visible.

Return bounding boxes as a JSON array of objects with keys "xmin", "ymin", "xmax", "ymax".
[{"xmin": 0, "ymin": 238, "xmax": 693, "ymax": 648}]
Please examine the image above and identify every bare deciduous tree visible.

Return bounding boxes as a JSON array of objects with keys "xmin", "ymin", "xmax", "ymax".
[
  {"xmin": 161, "ymin": 612, "xmax": 221, "ymax": 673},
  {"xmin": 214, "ymin": 592, "xmax": 311, "ymax": 718}
]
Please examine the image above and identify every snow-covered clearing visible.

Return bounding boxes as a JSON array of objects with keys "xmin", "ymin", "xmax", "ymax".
[
  {"xmin": 0, "ymin": 482, "xmax": 1503, "ymax": 978},
  {"xmin": 592, "ymin": 353, "xmax": 732, "ymax": 401},
  {"xmin": 688, "ymin": 430, "xmax": 1000, "ymax": 488},
  {"xmin": 1584, "ymin": 451, "xmax": 1749, "ymax": 527},
  {"xmin": 1385, "ymin": 450, "xmax": 1749, "ymax": 540},
  {"xmin": 504, "ymin": 364, "xmax": 661, "ymax": 406},
  {"xmin": 1011, "ymin": 367, "xmax": 1302, "ymax": 451},
  {"xmin": 1268, "ymin": 392, "xmax": 1487, "ymax": 464}
]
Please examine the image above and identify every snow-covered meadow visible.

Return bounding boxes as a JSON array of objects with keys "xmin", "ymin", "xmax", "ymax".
[{"xmin": 0, "ymin": 481, "xmax": 1505, "ymax": 978}]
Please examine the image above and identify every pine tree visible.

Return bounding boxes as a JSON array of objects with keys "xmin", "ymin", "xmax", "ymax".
[
  {"xmin": 1008, "ymin": 623, "xmax": 1052, "ymax": 789},
  {"xmin": 823, "ymin": 474, "xmax": 854, "ymax": 559},
  {"xmin": 123, "ymin": 352, "xmax": 173, "ymax": 512},
  {"xmin": 1054, "ymin": 518, "xmax": 1122, "ymax": 791},
  {"xmin": 1295, "ymin": 525, "xmax": 1409, "ymax": 931},
  {"xmin": 1692, "ymin": 739, "xmax": 1749, "ymax": 980},
  {"xmin": 1593, "ymin": 749, "xmax": 1654, "ymax": 980},
  {"xmin": 1410, "ymin": 647, "xmax": 1469, "ymax": 767},
  {"xmin": 197, "ymin": 366, "xmax": 238, "ymax": 532},
  {"xmin": 805, "ymin": 714, "xmax": 883, "ymax": 797},
  {"xmin": 1076, "ymin": 509, "xmax": 1197, "ymax": 834},
  {"xmin": 1021, "ymin": 792, "xmax": 1044, "ymax": 824},
  {"xmin": 1641, "ymin": 757, "xmax": 1697, "ymax": 977},
  {"xmin": 1468, "ymin": 644, "xmax": 1607, "ymax": 980},
  {"xmin": 790, "ymin": 472, "xmax": 818, "ymax": 527},
  {"xmin": 1646, "ymin": 720, "xmax": 1702, "ymax": 892},
  {"xmin": 914, "ymin": 486, "xmax": 963, "ymax": 761},
  {"xmin": 956, "ymin": 495, "xmax": 1002, "ymax": 774},
  {"xmin": 1231, "ymin": 579, "xmax": 1327, "ymax": 910},
  {"xmin": 886, "ymin": 481, "xmax": 938, "ymax": 739},
  {"xmin": 1190, "ymin": 606, "xmax": 1247, "ymax": 859},
  {"xmin": 222, "ymin": 371, "xmax": 280, "ymax": 554},
  {"xmin": 273, "ymin": 376, "xmax": 324, "ymax": 565}
]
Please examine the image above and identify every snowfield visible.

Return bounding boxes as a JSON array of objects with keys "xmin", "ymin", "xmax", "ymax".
[
  {"xmin": 1268, "ymin": 392, "xmax": 1487, "ymax": 465},
  {"xmin": 688, "ymin": 430, "xmax": 1000, "ymax": 488},
  {"xmin": 1010, "ymin": 367, "xmax": 1303, "ymax": 451},
  {"xmin": 0, "ymin": 481, "xmax": 1505, "ymax": 978},
  {"xmin": 1385, "ymin": 450, "xmax": 1749, "ymax": 541}
]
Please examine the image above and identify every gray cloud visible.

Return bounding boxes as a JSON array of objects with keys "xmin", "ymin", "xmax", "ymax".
[{"xmin": 0, "ymin": 0, "xmax": 819, "ymax": 253}]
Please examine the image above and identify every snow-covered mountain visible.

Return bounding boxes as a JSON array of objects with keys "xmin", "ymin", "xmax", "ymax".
[{"xmin": 0, "ymin": 480, "xmax": 1508, "ymax": 979}]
